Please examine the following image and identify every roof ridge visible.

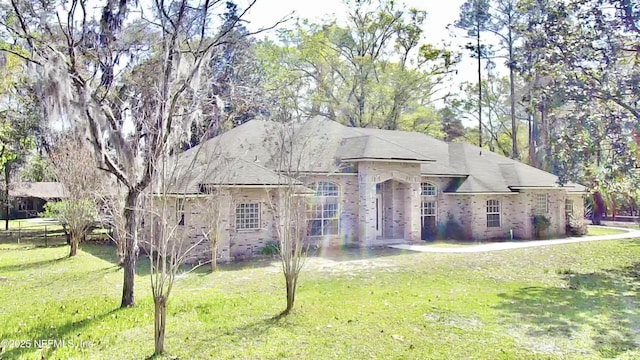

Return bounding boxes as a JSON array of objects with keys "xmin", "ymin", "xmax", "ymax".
[{"xmin": 349, "ymin": 129, "xmax": 435, "ymax": 161}]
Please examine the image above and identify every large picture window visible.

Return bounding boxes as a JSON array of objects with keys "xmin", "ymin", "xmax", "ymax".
[
  {"xmin": 236, "ymin": 203, "xmax": 260, "ymax": 230},
  {"xmin": 308, "ymin": 182, "xmax": 339, "ymax": 236},
  {"xmin": 486, "ymin": 199, "xmax": 501, "ymax": 228}
]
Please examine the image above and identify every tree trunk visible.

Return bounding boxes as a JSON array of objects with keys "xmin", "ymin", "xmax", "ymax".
[
  {"xmin": 4, "ymin": 164, "xmax": 10, "ymax": 231},
  {"xmin": 539, "ymin": 102, "xmax": 548, "ymax": 170},
  {"xmin": 154, "ymin": 296, "xmax": 167, "ymax": 355},
  {"xmin": 69, "ymin": 232, "xmax": 79, "ymax": 257},
  {"xmin": 477, "ymin": 32, "xmax": 483, "ymax": 148},
  {"xmin": 211, "ymin": 239, "xmax": 217, "ymax": 272},
  {"xmin": 509, "ymin": 52, "xmax": 517, "ymax": 159},
  {"xmin": 593, "ymin": 192, "xmax": 604, "ymax": 225},
  {"xmin": 283, "ymin": 274, "xmax": 296, "ymax": 315},
  {"xmin": 62, "ymin": 223, "xmax": 71, "ymax": 245},
  {"xmin": 121, "ymin": 190, "xmax": 139, "ymax": 308},
  {"xmin": 507, "ymin": 14, "xmax": 518, "ymax": 160},
  {"xmin": 114, "ymin": 228, "xmax": 125, "ymax": 266}
]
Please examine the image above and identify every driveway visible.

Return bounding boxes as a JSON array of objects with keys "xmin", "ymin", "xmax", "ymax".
[{"xmin": 390, "ymin": 226, "xmax": 640, "ymax": 253}]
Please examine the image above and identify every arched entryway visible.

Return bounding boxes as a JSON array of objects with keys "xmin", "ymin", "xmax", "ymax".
[{"xmin": 375, "ymin": 179, "xmax": 410, "ymax": 240}]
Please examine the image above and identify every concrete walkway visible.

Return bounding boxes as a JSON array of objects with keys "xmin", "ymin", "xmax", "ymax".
[{"xmin": 389, "ymin": 226, "xmax": 640, "ymax": 253}]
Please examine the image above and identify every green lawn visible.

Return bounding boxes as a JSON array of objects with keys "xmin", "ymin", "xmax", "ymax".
[
  {"xmin": 1, "ymin": 239, "xmax": 640, "ymax": 359},
  {"xmin": 587, "ymin": 226, "xmax": 629, "ymax": 236},
  {"xmin": 0, "ymin": 218, "xmax": 64, "ymax": 232}
]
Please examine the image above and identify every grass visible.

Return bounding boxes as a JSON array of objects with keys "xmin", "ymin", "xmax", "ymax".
[
  {"xmin": 0, "ymin": 218, "xmax": 64, "ymax": 232},
  {"xmin": 2, "ymin": 239, "xmax": 640, "ymax": 359},
  {"xmin": 587, "ymin": 226, "xmax": 629, "ymax": 236},
  {"xmin": 0, "ymin": 218, "xmax": 112, "ymax": 251}
]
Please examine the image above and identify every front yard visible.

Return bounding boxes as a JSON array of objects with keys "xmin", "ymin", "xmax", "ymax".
[{"xmin": 1, "ymin": 237, "xmax": 640, "ymax": 359}]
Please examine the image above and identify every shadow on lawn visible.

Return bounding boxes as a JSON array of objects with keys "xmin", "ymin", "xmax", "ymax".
[
  {"xmin": 0, "ymin": 256, "xmax": 68, "ymax": 273},
  {"xmin": 496, "ymin": 262, "xmax": 640, "ymax": 357},
  {"xmin": 82, "ymin": 242, "xmax": 414, "ymax": 277},
  {"xmin": 0, "ymin": 307, "xmax": 123, "ymax": 360}
]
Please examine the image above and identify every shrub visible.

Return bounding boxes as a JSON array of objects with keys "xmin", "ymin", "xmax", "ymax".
[
  {"xmin": 566, "ymin": 216, "xmax": 588, "ymax": 236},
  {"xmin": 556, "ymin": 267, "xmax": 575, "ymax": 275},
  {"xmin": 532, "ymin": 215, "xmax": 551, "ymax": 239},
  {"xmin": 260, "ymin": 241, "xmax": 280, "ymax": 256},
  {"xmin": 436, "ymin": 214, "xmax": 467, "ymax": 241}
]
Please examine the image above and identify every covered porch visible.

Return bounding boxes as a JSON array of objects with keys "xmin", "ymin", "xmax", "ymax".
[{"xmin": 358, "ymin": 172, "xmax": 421, "ymax": 246}]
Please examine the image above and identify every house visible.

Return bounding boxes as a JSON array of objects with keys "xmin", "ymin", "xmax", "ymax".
[
  {"xmin": 160, "ymin": 116, "xmax": 586, "ymax": 262},
  {"xmin": 6, "ymin": 182, "xmax": 67, "ymax": 219}
]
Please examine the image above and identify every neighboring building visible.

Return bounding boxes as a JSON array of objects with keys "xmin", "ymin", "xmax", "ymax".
[
  {"xmin": 7, "ymin": 182, "xmax": 67, "ymax": 219},
  {"xmin": 159, "ymin": 117, "xmax": 586, "ymax": 262}
]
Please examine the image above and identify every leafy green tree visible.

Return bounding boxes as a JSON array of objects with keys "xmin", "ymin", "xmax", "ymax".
[
  {"xmin": 455, "ymin": 0, "xmax": 491, "ymax": 147},
  {"xmin": 258, "ymin": 0, "xmax": 455, "ymax": 133},
  {"xmin": 20, "ymin": 153, "xmax": 54, "ymax": 182},
  {"xmin": 452, "ymin": 73, "xmax": 528, "ymax": 157},
  {"xmin": 0, "ymin": 47, "xmax": 40, "ymax": 229},
  {"xmin": 42, "ymin": 199, "xmax": 97, "ymax": 256},
  {"xmin": 516, "ymin": 0, "xmax": 640, "ymax": 218},
  {"xmin": 484, "ymin": 0, "xmax": 522, "ymax": 159},
  {"xmin": 183, "ymin": 1, "xmax": 271, "ymax": 150},
  {"xmin": 2, "ymin": 0, "xmax": 278, "ymax": 311},
  {"xmin": 439, "ymin": 106, "xmax": 466, "ymax": 142}
]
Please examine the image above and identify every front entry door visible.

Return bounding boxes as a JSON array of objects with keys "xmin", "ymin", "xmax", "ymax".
[
  {"xmin": 421, "ymin": 200, "xmax": 437, "ymax": 240},
  {"xmin": 376, "ymin": 194, "xmax": 383, "ymax": 237}
]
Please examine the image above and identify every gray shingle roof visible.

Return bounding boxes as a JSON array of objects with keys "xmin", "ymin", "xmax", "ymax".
[
  {"xmin": 339, "ymin": 135, "xmax": 434, "ymax": 161},
  {"xmin": 167, "ymin": 157, "xmax": 301, "ymax": 194},
  {"xmin": 9, "ymin": 182, "xmax": 67, "ymax": 199},
  {"xmin": 171, "ymin": 116, "xmax": 586, "ymax": 194},
  {"xmin": 443, "ymin": 143, "xmax": 586, "ymax": 193}
]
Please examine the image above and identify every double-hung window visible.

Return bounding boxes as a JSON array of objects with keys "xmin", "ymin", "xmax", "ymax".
[{"xmin": 486, "ymin": 199, "xmax": 501, "ymax": 228}]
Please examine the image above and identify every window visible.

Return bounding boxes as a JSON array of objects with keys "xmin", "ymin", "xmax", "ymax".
[
  {"xmin": 421, "ymin": 182, "xmax": 437, "ymax": 196},
  {"xmin": 486, "ymin": 199, "xmax": 501, "ymax": 228},
  {"xmin": 17, "ymin": 199, "xmax": 33, "ymax": 211},
  {"xmin": 199, "ymin": 184, "xmax": 217, "ymax": 194},
  {"xmin": 565, "ymin": 199, "xmax": 574, "ymax": 219},
  {"xmin": 421, "ymin": 201, "xmax": 437, "ymax": 217},
  {"xmin": 176, "ymin": 198, "xmax": 185, "ymax": 226},
  {"xmin": 308, "ymin": 182, "xmax": 339, "ymax": 236},
  {"xmin": 236, "ymin": 203, "xmax": 260, "ymax": 230},
  {"xmin": 534, "ymin": 194, "xmax": 548, "ymax": 215}
]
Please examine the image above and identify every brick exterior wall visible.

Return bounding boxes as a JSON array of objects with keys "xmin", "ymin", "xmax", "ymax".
[
  {"xmin": 357, "ymin": 161, "xmax": 421, "ymax": 245},
  {"xmin": 142, "ymin": 165, "xmax": 587, "ymax": 263},
  {"xmin": 434, "ymin": 188, "xmax": 583, "ymax": 241}
]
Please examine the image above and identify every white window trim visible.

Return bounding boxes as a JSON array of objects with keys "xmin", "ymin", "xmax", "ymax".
[
  {"xmin": 308, "ymin": 181, "xmax": 340, "ymax": 237},
  {"xmin": 534, "ymin": 194, "xmax": 549, "ymax": 215},
  {"xmin": 421, "ymin": 182, "xmax": 438, "ymax": 197},
  {"xmin": 486, "ymin": 199, "xmax": 501, "ymax": 228},
  {"xmin": 421, "ymin": 200, "xmax": 437, "ymax": 218},
  {"xmin": 176, "ymin": 198, "xmax": 185, "ymax": 226},
  {"xmin": 236, "ymin": 202, "xmax": 261, "ymax": 231},
  {"xmin": 565, "ymin": 199, "xmax": 574, "ymax": 217}
]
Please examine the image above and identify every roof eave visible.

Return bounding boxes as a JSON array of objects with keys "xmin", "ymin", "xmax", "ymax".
[
  {"xmin": 421, "ymin": 173, "xmax": 468, "ymax": 178},
  {"xmin": 444, "ymin": 192, "xmax": 518, "ymax": 195},
  {"xmin": 340, "ymin": 157, "xmax": 435, "ymax": 163},
  {"xmin": 509, "ymin": 186, "xmax": 565, "ymax": 190}
]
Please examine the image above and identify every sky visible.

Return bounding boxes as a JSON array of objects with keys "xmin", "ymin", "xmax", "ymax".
[{"xmin": 240, "ymin": 0, "xmax": 482, "ymax": 91}]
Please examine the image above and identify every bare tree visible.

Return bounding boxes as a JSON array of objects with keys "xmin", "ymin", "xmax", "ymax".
[
  {"xmin": 265, "ymin": 122, "xmax": 317, "ymax": 315},
  {"xmin": 143, "ymin": 188, "xmax": 209, "ymax": 354},
  {"xmin": 193, "ymin": 188, "xmax": 233, "ymax": 271},
  {"xmin": 1, "ymin": 0, "xmax": 288, "ymax": 307},
  {"xmin": 141, "ymin": 129, "xmax": 244, "ymax": 354},
  {"xmin": 95, "ymin": 183, "xmax": 127, "ymax": 265},
  {"xmin": 46, "ymin": 137, "xmax": 103, "ymax": 256}
]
